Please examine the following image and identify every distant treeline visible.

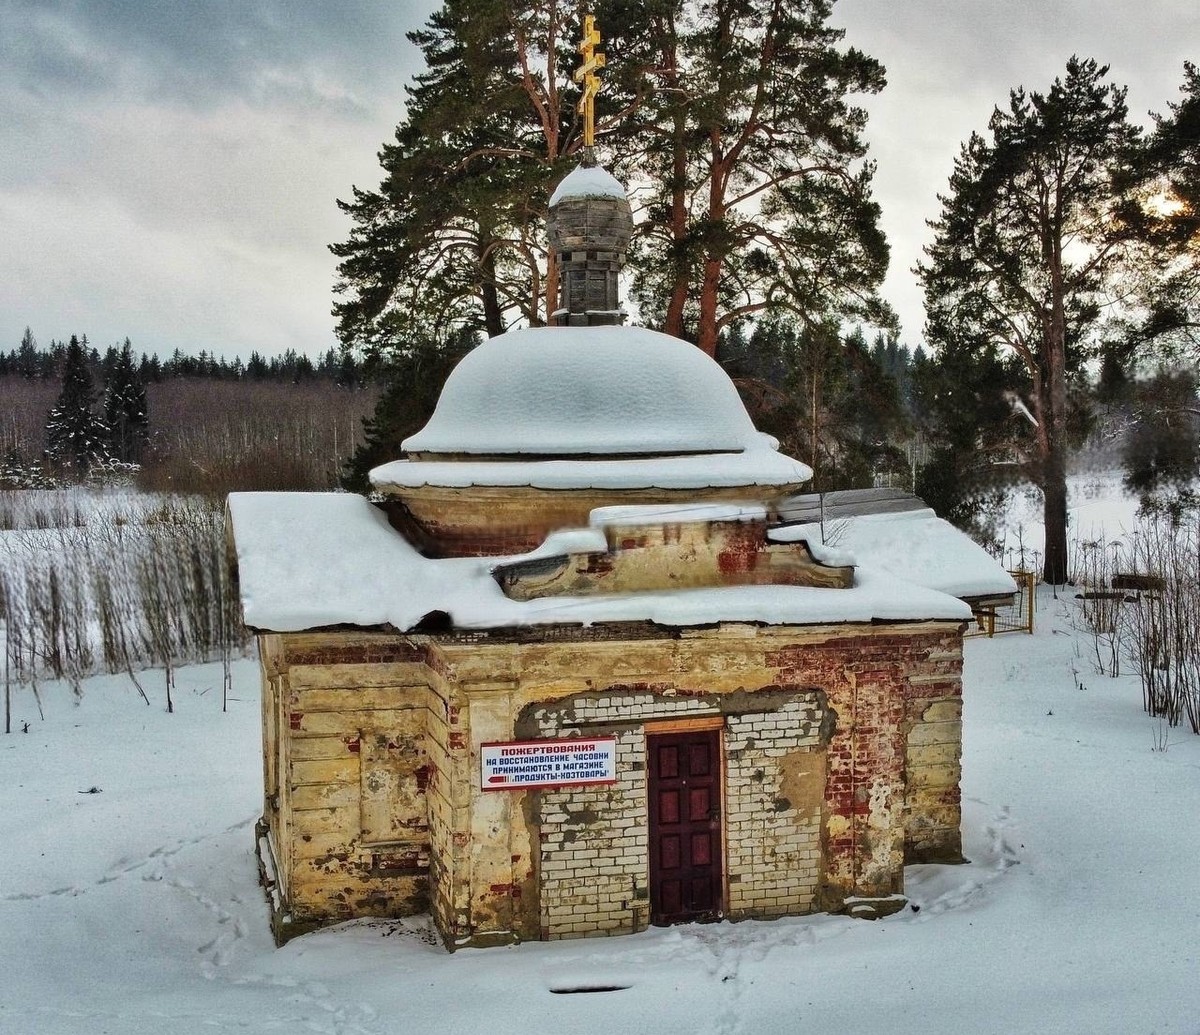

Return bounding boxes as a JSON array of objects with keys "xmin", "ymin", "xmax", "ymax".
[
  {"xmin": 0, "ymin": 332, "xmax": 366, "ymax": 386},
  {"xmin": 1, "ymin": 329, "xmax": 378, "ymax": 496}
]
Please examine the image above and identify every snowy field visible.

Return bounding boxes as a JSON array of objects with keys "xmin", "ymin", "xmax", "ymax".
[
  {"xmin": 3, "ymin": 599, "xmax": 1199, "ymax": 1033},
  {"xmin": 2, "ymin": 478, "xmax": 1199, "ymax": 1034},
  {"xmin": 996, "ymin": 471, "xmax": 1143, "ymax": 570}
]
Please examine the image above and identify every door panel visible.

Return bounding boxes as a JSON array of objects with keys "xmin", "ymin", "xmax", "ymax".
[
  {"xmin": 658, "ymin": 744, "xmax": 679, "ymax": 778},
  {"xmin": 648, "ymin": 728, "xmax": 723, "ymax": 925},
  {"xmin": 661, "ymin": 833, "xmax": 681, "ymax": 869}
]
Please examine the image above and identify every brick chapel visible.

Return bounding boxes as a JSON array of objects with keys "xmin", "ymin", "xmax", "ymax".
[{"xmin": 227, "ymin": 152, "xmax": 1014, "ymax": 949}]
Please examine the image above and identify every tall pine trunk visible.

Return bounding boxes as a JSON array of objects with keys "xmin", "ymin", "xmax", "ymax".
[
  {"xmin": 479, "ymin": 243, "xmax": 504, "ymax": 339},
  {"xmin": 662, "ymin": 124, "xmax": 691, "ymax": 339},
  {"xmin": 696, "ymin": 153, "xmax": 726, "ymax": 358},
  {"xmin": 696, "ymin": 255, "xmax": 722, "ymax": 358},
  {"xmin": 1042, "ymin": 446, "xmax": 1069, "ymax": 584},
  {"xmin": 660, "ymin": 30, "xmax": 690, "ymax": 341},
  {"xmin": 1041, "ymin": 255, "xmax": 1071, "ymax": 585}
]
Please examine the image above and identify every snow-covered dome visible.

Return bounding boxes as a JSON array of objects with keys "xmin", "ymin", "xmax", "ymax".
[
  {"xmin": 402, "ymin": 325, "xmax": 771, "ymax": 457},
  {"xmin": 548, "ymin": 164, "xmax": 628, "ymax": 206},
  {"xmin": 375, "ymin": 161, "xmax": 811, "ymax": 557}
]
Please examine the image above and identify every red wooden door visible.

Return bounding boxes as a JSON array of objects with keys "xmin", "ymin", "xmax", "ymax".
[{"xmin": 648, "ymin": 729, "xmax": 723, "ymax": 925}]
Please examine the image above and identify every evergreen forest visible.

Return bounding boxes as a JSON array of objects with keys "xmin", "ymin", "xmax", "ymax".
[
  {"xmin": 0, "ymin": 329, "xmax": 378, "ymax": 498},
  {"xmin": 4, "ymin": 4, "xmax": 1196, "ymax": 582},
  {"xmin": 330, "ymin": 2, "xmax": 1198, "ymax": 580}
]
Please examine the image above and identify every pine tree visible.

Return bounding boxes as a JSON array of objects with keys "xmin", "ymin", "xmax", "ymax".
[
  {"xmin": 332, "ymin": 0, "xmax": 578, "ymax": 357},
  {"xmin": 139, "ymin": 353, "xmax": 162, "ymax": 382},
  {"xmin": 103, "ymin": 338, "xmax": 149, "ymax": 464},
  {"xmin": 46, "ymin": 335, "xmax": 108, "ymax": 475},
  {"xmin": 317, "ymin": 348, "xmax": 339, "ymax": 379},
  {"xmin": 719, "ymin": 316, "xmax": 908, "ymax": 490},
  {"xmin": 101, "ymin": 345, "xmax": 120, "ymax": 381},
  {"xmin": 1, "ymin": 449, "xmax": 29, "ymax": 488},
  {"xmin": 246, "ymin": 351, "xmax": 269, "ymax": 380},
  {"xmin": 340, "ymin": 326, "xmax": 478, "ymax": 493},
  {"xmin": 16, "ymin": 327, "xmax": 38, "ymax": 378},
  {"xmin": 333, "ymin": 349, "xmax": 361, "ymax": 389},
  {"xmin": 626, "ymin": 0, "xmax": 890, "ymax": 355},
  {"xmin": 48, "ymin": 338, "xmax": 67, "ymax": 373},
  {"xmin": 1127, "ymin": 62, "xmax": 1200, "ymax": 355},
  {"xmin": 333, "ymin": 0, "xmax": 890, "ymax": 363},
  {"xmin": 918, "ymin": 58, "xmax": 1141, "ymax": 583},
  {"xmin": 909, "ymin": 326, "xmax": 1030, "ymax": 546},
  {"xmin": 292, "ymin": 353, "xmax": 315, "ymax": 381},
  {"xmin": 1122, "ymin": 369, "xmax": 1200, "ymax": 504}
]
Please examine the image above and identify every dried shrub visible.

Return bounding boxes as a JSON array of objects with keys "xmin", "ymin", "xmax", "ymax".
[
  {"xmin": 1123, "ymin": 511, "xmax": 1200, "ymax": 734},
  {"xmin": 1071, "ymin": 535, "xmax": 1128, "ymax": 677},
  {"xmin": 0, "ymin": 489, "xmax": 250, "ymax": 716}
]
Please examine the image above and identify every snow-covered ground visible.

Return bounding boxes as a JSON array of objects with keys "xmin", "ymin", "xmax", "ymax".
[
  {"xmin": 2, "ymin": 594, "xmax": 1198, "ymax": 1035},
  {"xmin": 3, "ymin": 475, "xmax": 1199, "ymax": 1034},
  {"xmin": 998, "ymin": 471, "xmax": 1143, "ymax": 570}
]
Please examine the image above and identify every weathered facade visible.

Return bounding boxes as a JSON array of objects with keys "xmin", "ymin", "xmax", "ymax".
[
  {"xmin": 547, "ymin": 161, "xmax": 633, "ymax": 327},
  {"xmin": 254, "ymin": 616, "xmax": 964, "ymax": 947},
  {"xmin": 230, "ymin": 158, "xmax": 1009, "ymax": 949}
]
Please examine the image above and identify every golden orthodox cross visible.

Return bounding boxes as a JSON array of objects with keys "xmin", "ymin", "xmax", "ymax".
[{"xmin": 574, "ymin": 14, "xmax": 605, "ymax": 148}]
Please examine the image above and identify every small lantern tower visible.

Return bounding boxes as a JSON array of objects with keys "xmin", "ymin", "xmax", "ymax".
[{"xmin": 547, "ymin": 15, "xmax": 633, "ymax": 327}]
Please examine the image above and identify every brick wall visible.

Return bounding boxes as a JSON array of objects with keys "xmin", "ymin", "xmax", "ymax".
[
  {"xmin": 525, "ymin": 693, "xmax": 695, "ymax": 939},
  {"xmin": 523, "ymin": 688, "xmax": 832, "ymax": 938},
  {"xmin": 258, "ymin": 620, "xmax": 965, "ymax": 945},
  {"xmin": 902, "ymin": 637, "xmax": 965, "ymax": 863},
  {"xmin": 724, "ymin": 695, "xmax": 827, "ymax": 917},
  {"xmin": 536, "ymin": 726, "xmax": 648, "ymax": 939},
  {"xmin": 763, "ymin": 625, "xmax": 964, "ymax": 899}
]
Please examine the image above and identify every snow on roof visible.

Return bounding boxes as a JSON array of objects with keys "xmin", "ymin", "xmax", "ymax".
[
  {"xmin": 548, "ymin": 164, "xmax": 628, "ymax": 206},
  {"xmin": 400, "ymin": 326, "xmax": 771, "ymax": 457},
  {"xmin": 370, "ymin": 449, "xmax": 811, "ymax": 491},
  {"xmin": 588, "ymin": 502, "xmax": 767, "ymax": 527},
  {"xmin": 227, "ymin": 492, "xmax": 971, "ymax": 634},
  {"xmin": 512, "ymin": 526, "xmax": 608, "ymax": 561},
  {"xmin": 798, "ymin": 537, "xmax": 857, "ymax": 568},
  {"xmin": 768, "ymin": 509, "xmax": 1017, "ymax": 600}
]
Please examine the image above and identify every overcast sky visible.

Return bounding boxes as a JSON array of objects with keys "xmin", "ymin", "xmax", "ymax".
[{"xmin": 1, "ymin": 1, "xmax": 1196, "ymax": 361}]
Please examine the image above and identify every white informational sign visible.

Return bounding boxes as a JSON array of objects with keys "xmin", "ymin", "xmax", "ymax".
[{"xmin": 480, "ymin": 737, "xmax": 618, "ymax": 791}]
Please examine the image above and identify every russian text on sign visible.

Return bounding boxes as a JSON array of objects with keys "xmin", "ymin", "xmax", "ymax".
[{"xmin": 480, "ymin": 737, "xmax": 618, "ymax": 791}]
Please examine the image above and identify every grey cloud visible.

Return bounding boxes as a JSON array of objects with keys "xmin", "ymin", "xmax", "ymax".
[
  {"xmin": 0, "ymin": 0, "xmax": 434, "ymax": 112},
  {"xmin": 0, "ymin": 0, "xmax": 1195, "ymax": 358}
]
